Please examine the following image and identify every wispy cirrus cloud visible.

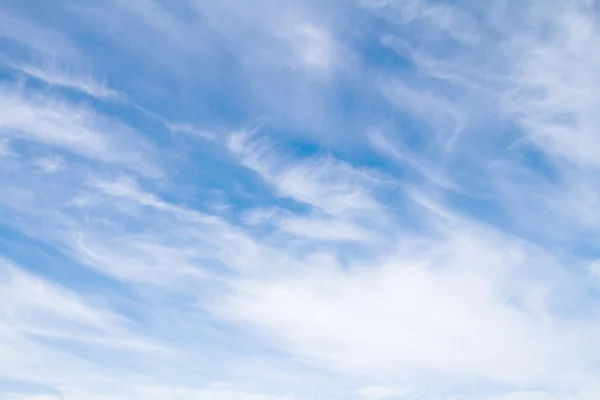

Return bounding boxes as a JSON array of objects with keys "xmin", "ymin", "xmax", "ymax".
[
  {"xmin": 228, "ymin": 132, "xmax": 386, "ymax": 217},
  {"xmin": 2, "ymin": 0, "xmax": 600, "ymax": 400},
  {"xmin": 0, "ymin": 85, "xmax": 160, "ymax": 176},
  {"xmin": 7, "ymin": 62, "xmax": 122, "ymax": 100}
]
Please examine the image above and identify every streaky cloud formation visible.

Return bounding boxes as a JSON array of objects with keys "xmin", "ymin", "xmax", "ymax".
[{"xmin": 1, "ymin": 0, "xmax": 600, "ymax": 399}]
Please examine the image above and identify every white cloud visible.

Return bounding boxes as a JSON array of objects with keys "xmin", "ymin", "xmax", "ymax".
[
  {"xmin": 0, "ymin": 258, "xmax": 169, "ymax": 391},
  {"xmin": 283, "ymin": 23, "xmax": 333, "ymax": 70},
  {"xmin": 217, "ymin": 214, "xmax": 595, "ymax": 388},
  {"xmin": 9, "ymin": 63, "xmax": 122, "ymax": 100},
  {"xmin": 357, "ymin": 386, "xmax": 412, "ymax": 399},
  {"xmin": 0, "ymin": 85, "xmax": 159, "ymax": 176},
  {"xmin": 3, "ymin": 385, "xmax": 297, "ymax": 400},
  {"xmin": 228, "ymin": 132, "xmax": 386, "ymax": 217},
  {"xmin": 360, "ymin": 0, "xmax": 483, "ymax": 46},
  {"xmin": 368, "ymin": 130, "xmax": 458, "ymax": 191},
  {"xmin": 4, "ymin": 395, "xmax": 61, "ymax": 400},
  {"xmin": 502, "ymin": 2, "xmax": 600, "ymax": 168},
  {"xmin": 242, "ymin": 207, "xmax": 377, "ymax": 243},
  {"xmin": 33, "ymin": 155, "xmax": 65, "ymax": 174},
  {"xmin": 588, "ymin": 260, "xmax": 600, "ymax": 279},
  {"xmin": 127, "ymin": 385, "xmax": 297, "ymax": 400},
  {"xmin": 277, "ymin": 213, "xmax": 376, "ymax": 242},
  {"xmin": 166, "ymin": 122, "xmax": 215, "ymax": 141},
  {"xmin": 0, "ymin": 258, "xmax": 117, "ymax": 334}
]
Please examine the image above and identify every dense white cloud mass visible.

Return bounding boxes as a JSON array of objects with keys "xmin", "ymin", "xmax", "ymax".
[{"xmin": 1, "ymin": 0, "xmax": 600, "ymax": 399}]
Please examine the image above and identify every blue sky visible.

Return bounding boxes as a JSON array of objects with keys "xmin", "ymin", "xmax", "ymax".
[{"xmin": 1, "ymin": 0, "xmax": 600, "ymax": 399}]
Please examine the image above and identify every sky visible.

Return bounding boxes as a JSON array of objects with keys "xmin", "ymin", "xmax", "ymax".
[{"xmin": 1, "ymin": 0, "xmax": 600, "ymax": 399}]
